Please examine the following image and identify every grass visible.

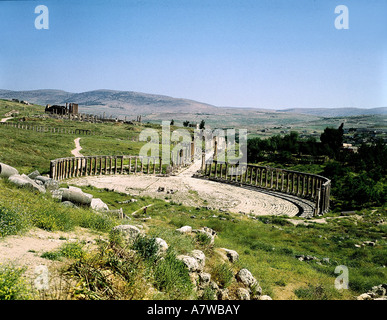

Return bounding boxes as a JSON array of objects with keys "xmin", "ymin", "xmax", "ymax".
[
  {"xmin": 0, "ymin": 264, "xmax": 32, "ymax": 300},
  {"xmin": 0, "ymin": 179, "xmax": 119, "ymax": 235},
  {"xmin": 41, "ymin": 242, "xmax": 85, "ymax": 261},
  {"xmin": 0, "ymin": 101, "xmax": 386, "ymax": 300}
]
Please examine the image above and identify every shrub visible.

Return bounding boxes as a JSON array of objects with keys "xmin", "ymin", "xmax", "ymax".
[
  {"xmin": 153, "ymin": 250, "xmax": 193, "ymax": 299},
  {"xmin": 0, "ymin": 264, "xmax": 31, "ymax": 300},
  {"xmin": 195, "ymin": 232, "xmax": 212, "ymax": 246},
  {"xmin": 211, "ymin": 263, "xmax": 234, "ymax": 288},
  {"xmin": 132, "ymin": 235, "xmax": 159, "ymax": 262}
]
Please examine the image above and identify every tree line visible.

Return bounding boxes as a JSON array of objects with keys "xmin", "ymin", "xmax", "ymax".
[{"xmin": 247, "ymin": 124, "xmax": 387, "ymax": 210}]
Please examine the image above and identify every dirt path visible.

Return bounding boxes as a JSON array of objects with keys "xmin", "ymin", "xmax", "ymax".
[
  {"xmin": 69, "ymin": 159, "xmax": 300, "ymax": 217},
  {"xmin": 71, "ymin": 137, "xmax": 83, "ymax": 157},
  {"xmin": 0, "ymin": 227, "xmax": 105, "ymax": 292}
]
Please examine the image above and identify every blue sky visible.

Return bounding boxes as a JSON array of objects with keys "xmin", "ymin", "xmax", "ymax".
[{"xmin": 0, "ymin": 0, "xmax": 386, "ymax": 109}]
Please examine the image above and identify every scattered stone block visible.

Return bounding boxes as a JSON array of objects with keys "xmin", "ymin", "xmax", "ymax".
[
  {"xmin": 0, "ymin": 162, "xmax": 18, "ymax": 178},
  {"xmin": 176, "ymin": 226, "xmax": 192, "ymax": 233},
  {"xmin": 221, "ymin": 248, "xmax": 239, "ymax": 263},
  {"xmin": 91, "ymin": 198, "xmax": 109, "ymax": 211}
]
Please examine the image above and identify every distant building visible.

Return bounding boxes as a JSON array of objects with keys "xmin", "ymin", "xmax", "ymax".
[
  {"xmin": 341, "ymin": 143, "xmax": 358, "ymax": 153},
  {"xmin": 45, "ymin": 103, "xmax": 78, "ymax": 115}
]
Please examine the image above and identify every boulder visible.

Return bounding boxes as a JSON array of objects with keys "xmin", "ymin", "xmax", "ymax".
[
  {"xmin": 28, "ymin": 170, "xmax": 41, "ymax": 179},
  {"xmin": 111, "ymin": 224, "xmax": 141, "ymax": 245},
  {"xmin": 8, "ymin": 174, "xmax": 46, "ymax": 193},
  {"xmin": 221, "ymin": 248, "xmax": 239, "ymax": 263},
  {"xmin": 236, "ymin": 287, "xmax": 250, "ymax": 300},
  {"xmin": 236, "ymin": 268, "xmax": 257, "ymax": 288},
  {"xmin": 176, "ymin": 226, "xmax": 192, "ymax": 233},
  {"xmin": 60, "ymin": 201, "xmax": 79, "ymax": 208},
  {"xmin": 258, "ymin": 295, "xmax": 272, "ymax": 300},
  {"xmin": 357, "ymin": 293, "xmax": 372, "ymax": 300},
  {"xmin": 176, "ymin": 255, "xmax": 200, "ymax": 272},
  {"xmin": 217, "ymin": 288, "xmax": 229, "ymax": 300},
  {"xmin": 91, "ymin": 198, "xmax": 109, "ymax": 211},
  {"xmin": 190, "ymin": 250, "xmax": 205, "ymax": 271},
  {"xmin": 155, "ymin": 238, "xmax": 168, "ymax": 255},
  {"xmin": 0, "ymin": 162, "xmax": 18, "ymax": 178},
  {"xmin": 198, "ymin": 272, "xmax": 211, "ymax": 288}
]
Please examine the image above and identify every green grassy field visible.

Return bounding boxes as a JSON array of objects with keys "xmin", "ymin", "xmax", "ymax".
[
  {"xmin": 0, "ymin": 179, "xmax": 385, "ymax": 300},
  {"xmin": 0, "ymin": 101, "xmax": 386, "ymax": 300}
]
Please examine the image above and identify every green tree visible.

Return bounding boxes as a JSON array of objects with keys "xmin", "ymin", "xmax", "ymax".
[
  {"xmin": 199, "ymin": 120, "xmax": 205, "ymax": 129},
  {"xmin": 320, "ymin": 123, "xmax": 344, "ymax": 159}
]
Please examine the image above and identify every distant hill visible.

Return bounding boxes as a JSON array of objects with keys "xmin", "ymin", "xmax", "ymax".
[
  {"xmin": 279, "ymin": 107, "xmax": 387, "ymax": 117},
  {"xmin": 0, "ymin": 89, "xmax": 218, "ymax": 116},
  {"xmin": 1, "ymin": 89, "xmax": 386, "ymax": 119}
]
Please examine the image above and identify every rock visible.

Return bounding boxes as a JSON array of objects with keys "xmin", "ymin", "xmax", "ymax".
[
  {"xmin": 236, "ymin": 268, "xmax": 257, "ymax": 288},
  {"xmin": 91, "ymin": 198, "xmax": 109, "ymax": 211},
  {"xmin": 155, "ymin": 238, "xmax": 168, "ymax": 255},
  {"xmin": 28, "ymin": 170, "xmax": 41, "ymax": 179},
  {"xmin": 50, "ymin": 189, "xmax": 63, "ymax": 200},
  {"xmin": 258, "ymin": 295, "xmax": 272, "ymax": 300},
  {"xmin": 371, "ymin": 284, "xmax": 387, "ymax": 297},
  {"xmin": 157, "ymin": 186, "xmax": 165, "ymax": 192},
  {"xmin": 218, "ymin": 288, "xmax": 229, "ymax": 300},
  {"xmin": 198, "ymin": 272, "xmax": 211, "ymax": 288},
  {"xmin": 190, "ymin": 250, "xmax": 205, "ymax": 271},
  {"xmin": 176, "ymin": 226, "xmax": 192, "ymax": 233},
  {"xmin": 210, "ymin": 281, "xmax": 219, "ymax": 291},
  {"xmin": 236, "ymin": 288, "xmax": 250, "ymax": 300},
  {"xmin": 111, "ymin": 224, "xmax": 141, "ymax": 245},
  {"xmin": 176, "ymin": 255, "xmax": 200, "ymax": 272},
  {"xmin": 60, "ymin": 201, "xmax": 79, "ymax": 208},
  {"xmin": 322, "ymin": 258, "xmax": 330, "ymax": 264},
  {"xmin": 0, "ymin": 162, "xmax": 19, "ymax": 178},
  {"xmin": 43, "ymin": 179, "xmax": 59, "ymax": 192},
  {"xmin": 357, "ymin": 293, "xmax": 372, "ymax": 300},
  {"xmin": 8, "ymin": 174, "xmax": 46, "ymax": 193},
  {"xmin": 221, "ymin": 248, "xmax": 239, "ymax": 263}
]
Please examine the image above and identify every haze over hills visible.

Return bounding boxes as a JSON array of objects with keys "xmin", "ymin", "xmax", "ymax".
[
  {"xmin": 0, "ymin": 89, "xmax": 386, "ymax": 119},
  {"xmin": 280, "ymin": 107, "xmax": 387, "ymax": 117}
]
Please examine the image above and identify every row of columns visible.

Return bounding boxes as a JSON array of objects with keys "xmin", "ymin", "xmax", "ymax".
[
  {"xmin": 203, "ymin": 160, "xmax": 331, "ymax": 215},
  {"xmin": 50, "ymin": 144, "xmax": 193, "ymax": 181},
  {"xmin": 0, "ymin": 122, "xmax": 92, "ymax": 135}
]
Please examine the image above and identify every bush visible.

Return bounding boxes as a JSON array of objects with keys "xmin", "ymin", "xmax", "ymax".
[
  {"xmin": 0, "ymin": 264, "xmax": 31, "ymax": 300},
  {"xmin": 211, "ymin": 263, "xmax": 234, "ymax": 288},
  {"xmin": 153, "ymin": 250, "xmax": 193, "ymax": 299},
  {"xmin": 132, "ymin": 235, "xmax": 159, "ymax": 262}
]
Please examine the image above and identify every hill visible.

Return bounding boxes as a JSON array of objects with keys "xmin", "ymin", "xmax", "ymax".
[
  {"xmin": 0, "ymin": 89, "xmax": 218, "ymax": 116},
  {"xmin": 280, "ymin": 107, "xmax": 387, "ymax": 117}
]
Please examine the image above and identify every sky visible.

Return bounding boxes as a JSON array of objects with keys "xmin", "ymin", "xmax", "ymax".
[{"xmin": 0, "ymin": 0, "xmax": 386, "ymax": 109}]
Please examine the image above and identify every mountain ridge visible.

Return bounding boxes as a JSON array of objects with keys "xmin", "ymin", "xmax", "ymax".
[{"xmin": 0, "ymin": 89, "xmax": 386, "ymax": 117}]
